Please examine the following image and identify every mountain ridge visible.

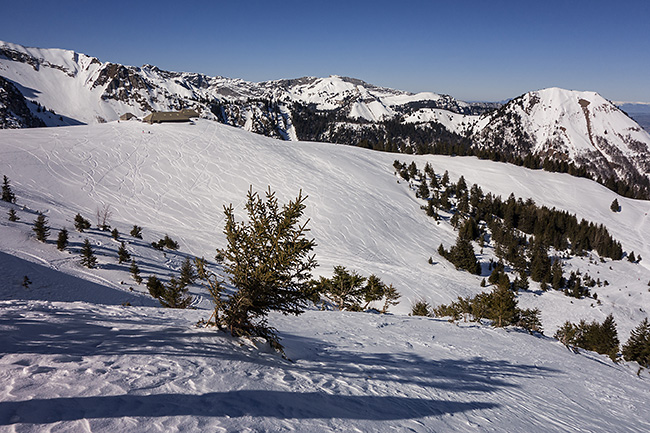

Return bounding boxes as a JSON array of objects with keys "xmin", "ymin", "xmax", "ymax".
[{"xmin": 1, "ymin": 40, "xmax": 649, "ymax": 198}]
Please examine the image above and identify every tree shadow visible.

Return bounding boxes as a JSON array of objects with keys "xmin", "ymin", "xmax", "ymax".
[
  {"xmin": 0, "ymin": 251, "xmax": 157, "ymax": 306},
  {"xmin": 0, "ymin": 390, "xmax": 498, "ymax": 424},
  {"xmin": 1, "ymin": 300, "xmax": 561, "ymax": 395}
]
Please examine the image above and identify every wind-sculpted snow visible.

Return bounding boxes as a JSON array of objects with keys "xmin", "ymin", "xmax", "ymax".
[
  {"xmin": 1, "ymin": 302, "xmax": 649, "ymax": 432},
  {"xmin": 1, "ymin": 120, "xmax": 650, "ymax": 431}
]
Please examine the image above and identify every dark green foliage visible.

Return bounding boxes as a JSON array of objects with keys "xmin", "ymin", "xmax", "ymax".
[
  {"xmin": 80, "ymin": 238, "xmax": 97, "ymax": 269},
  {"xmin": 146, "ymin": 275, "xmax": 165, "ymax": 298},
  {"xmin": 411, "ymin": 300, "xmax": 433, "ymax": 317},
  {"xmin": 512, "ymin": 273, "xmax": 529, "ymax": 291},
  {"xmin": 529, "ymin": 241, "xmax": 551, "ymax": 283},
  {"xmin": 316, "ymin": 268, "xmax": 400, "ymax": 313},
  {"xmin": 178, "ymin": 257, "xmax": 197, "ymax": 287},
  {"xmin": 158, "ymin": 276, "xmax": 192, "ymax": 309},
  {"xmin": 490, "ymin": 285, "xmax": 517, "ymax": 327},
  {"xmin": 362, "ymin": 274, "xmax": 385, "ymax": 309},
  {"xmin": 610, "ymin": 198, "xmax": 620, "ymax": 212},
  {"xmin": 441, "ymin": 170, "xmax": 449, "ymax": 187},
  {"xmin": 628, "ymin": 251, "xmax": 636, "ymax": 263},
  {"xmin": 622, "ymin": 318, "xmax": 650, "ymax": 368},
  {"xmin": 202, "ymin": 187, "xmax": 318, "ymax": 349},
  {"xmin": 316, "ymin": 266, "xmax": 366, "ymax": 311},
  {"xmin": 2, "ymin": 175, "xmax": 16, "ymax": 203},
  {"xmin": 416, "ymin": 180, "xmax": 430, "ymax": 199},
  {"xmin": 433, "ymin": 286, "xmax": 534, "ymax": 331},
  {"xmin": 130, "ymin": 259, "xmax": 142, "ymax": 284},
  {"xmin": 565, "ymin": 271, "xmax": 590, "ymax": 298},
  {"xmin": 516, "ymin": 308, "xmax": 543, "ymax": 334},
  {"xmin": 440, "ymin": 235, "xmax": 481, "ymax": 275},
  {"xmin": 381, "ymin": 283, "xmax": 401, "ymax": 314},
  {"xmin": 32, "ymin": 213, "xmax": 50, "ymax": 242},
  {"xmin": 130, "ymin": 225, "xmax": 143, "ymax": 239},
  {"xmin": 152, "ymin": 234, "xmax": 179, "ymax": 250},
  {"xmin": 554, "ymin": 314, "xmax": 619, "ymax": 361},
  {"xmin": 74, "ymin": 213, "xmax": 91, "ymax": 232},
  {"xmin": 407, "ymin": 161, "xmax": 418, "ymax": 180},
  {"xmin": 117, "ymin": 242, "xmax": 131, "ymax": 264},
  {"xmin": 111, "ymin": 228, "xmax": 119, "ymax": 240},
  {"xmin": 22, "ymin": 276, "xmax": 31, "ymax": 289},
  {"xmin": 550, "ymin": 260, "xmax": 564, "ymax": 290},
  {"xmin": 56, "ymin": 228, "xmax": 69, "ymax": 251},
  {"xmin": 458, "ymin": 218, "xmax": 480, "ymax": 241},
  {"xmin": 8, "ymin": 208, "xmax": 19, "ymax": 221}
]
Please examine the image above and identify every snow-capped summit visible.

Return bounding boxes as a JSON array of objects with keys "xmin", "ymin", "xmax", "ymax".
[{"xmin": 474, "ymin": 87, "xmax": 650, "ymax": 194}]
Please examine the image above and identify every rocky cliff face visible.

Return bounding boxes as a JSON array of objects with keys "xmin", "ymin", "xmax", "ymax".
[{"xmin": 0, "ymin": 76, "xmax": 45, "ymax": 128}]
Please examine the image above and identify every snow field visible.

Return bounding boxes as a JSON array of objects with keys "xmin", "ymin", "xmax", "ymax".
[{"xmin": 1, "ymin": 119, "xmax": 650, "ymax": 431}]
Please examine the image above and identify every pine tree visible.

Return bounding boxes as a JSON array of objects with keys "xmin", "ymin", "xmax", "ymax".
[
  {"xmin": 622, "ymin": 318, "xmax": 650, "ymax": 368},
  {"xmin": 516, "ymin": 308, "xmax": 543, "ymax": 334},
  {"xmin": 130, "ymin": 259, "xmax": 142, "ymax": 284},
  {"xmin": 441, "ymin": 170, "xmax": 449, "ymax": 188},
  {"xmin": 550, "ymin": 259, "xmax": 564, "ymax": 290},
  {"xmin": 610, "ymin": 198, "xmax": 620, "ymax": 212},
  {"xmin": 146, "ymin": 275, "xmax": 165, "ymax": 298},
  {"xmin": 130, "ymin": 225, "xmax": 143, "ymax": 239},
  {"xmin": 158, "ymin": 276, "xmax": 192, "ymax": 309},
  {"xmin": 590, "ymin": 314, "xmax": 619, "ymax": 361},
  {"xmin": 117, "ymin": 242, "xmax": 131, "ymax": 264},
  {"xmin": 381, "ymin": 284, "xmax": 401, "ymax": 314},
  {"xmin": 489, "ymin": 285, "xmax": 517, "ymax": 327},
  {"xmin": 205, "ymin": 187, "xmax": 318, "ymax": 348},
  {"xmin": 2, "ymin": 175, "xmax": 16, "ymax": 203},
  {"xmin": 362, "ymin": 274, "xmax": 386, "ymax": 309},
  {"xmin": 448, "ymin": 235, "xmax": 481, "ymax": 275},
  {"xmin": 80, "ymin": 238, "xmax": 97, "ymax": 268},
  {"xmin": 178, "ymin": 257, "xmax": 197, "ymax": 287},
  {"xmin": 530, "ymin": 243, "xmax": 551, "ymax": 283},
  {"xmin": 32, "ymin": 213, "xmax": 50, "ymax": 242},
  {"xmin": 317, "ymin": 266, "xmax": 367, "ymax": 311},
  {"xmin": 56, "ymin": 228, "xmax": 69, "ymax": 251},
  {"xmin": 8, "ymin": 208, "xmax": 19, "ymax": 222},
  {"xmin": 111, "ymin": 228, "xmax": 119, "ymax": 240},
  {"xmin": 410, "ymin": 300, "xmax": 433, "ymax": 317},
  {"xmin": 74, "ymin": 213, "xmax": 91, "ymax": 232},
  {"xmin": 416, "ymin": 181, "xmax": 430, "ymax": 199}
]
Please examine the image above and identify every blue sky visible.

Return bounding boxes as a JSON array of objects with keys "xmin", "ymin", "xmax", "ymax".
[{"xmin": 2, "ymin": 0, "xmax": 649, "ymax": 102}]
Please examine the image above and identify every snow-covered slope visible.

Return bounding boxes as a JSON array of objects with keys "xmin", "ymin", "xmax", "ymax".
[
  {"xmin": 1, "ymin": 120, "xmax": 650, "ymax": 430},
  {"xmin": 2, "ymin": 300, "xmax": 649, "ymax": 432},
  {"xmin": 474, "ymin": 88, "xmax": 650, "ymax": 193},
  {"xmin": 3, "ymin": 40, "xmax": 649, "ymax": 196},
  {"xmin": 1, "ymin": 119, "xmax": 649, "ymax": 333}
]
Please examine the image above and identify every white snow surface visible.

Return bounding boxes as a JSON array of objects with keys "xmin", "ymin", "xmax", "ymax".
[
  {"xmin": 1, "ymin": 120, "xmax": 650, "ymax": 431},
  {"xmin": 477, "ymin": 88, "xmax": 650, "ymax": 171}
]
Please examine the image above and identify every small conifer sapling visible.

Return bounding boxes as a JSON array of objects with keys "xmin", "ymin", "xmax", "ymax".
[
  {"xmin": 117, "ymin": 242, "xmax": 131, "ymax": 264},
  {"xmin": 80, "ymin": 239, "xmax": 97, "ymax": 269},
  {"xmin": 130, "ymin": 225, "xmax": 143, "ymax": 239},
  {"xmin": 74, "ymin": 213, "xmax": 91, "ymax": 232},
  {"xmin": 2, "ymin": 175, "xmax": 16, "ymax": 203},
  {"xmin": 130, "ymin": 259, "xmax": 142, "ymax": 284},
  {"xmin": 8, "ymin": 208, "xmax": 19, "ymax": 222},
  {"xmin": 32, "ymin": 213, "xmax": 50, "ymax": 242},
  {"xmin": 56, "ymin": 228, "xmax": 69, "ymax": 251}
]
